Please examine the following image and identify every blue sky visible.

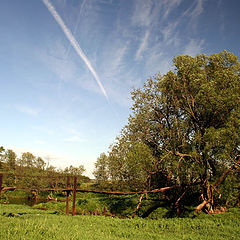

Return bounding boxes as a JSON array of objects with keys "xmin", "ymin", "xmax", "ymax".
[{"xmin": 0, "ymin": 0, "xmax": 239, "ymax": 177}]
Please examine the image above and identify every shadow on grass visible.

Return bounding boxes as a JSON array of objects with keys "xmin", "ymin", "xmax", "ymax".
[{"xmin": 99, "ymin": 196, "xmax": 137, "ymax": 215}]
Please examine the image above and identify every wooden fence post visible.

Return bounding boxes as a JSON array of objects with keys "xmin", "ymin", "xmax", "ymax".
[
  {"xmin": 66, "ymin": 176, "xmax": 70, "ymax": 216},
  {"xmin": 104, "ymin": 207, "xmax": 106, "ymax": 216},
  {"xmin": 0, "ymin": 174, "xmax": 3, "ymax": 196},
  {"xmin": 72, "ymin": 176, "xmax": 77, "ymax": 216}
]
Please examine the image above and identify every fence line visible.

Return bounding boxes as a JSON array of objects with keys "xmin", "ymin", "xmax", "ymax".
[
  {"xmin": 0, "ymin": 173, "xmax": 200, "ymax": 216},
  {"xmin": 0, "ymin": 173, "xmax": 78, "ymax": 216}
]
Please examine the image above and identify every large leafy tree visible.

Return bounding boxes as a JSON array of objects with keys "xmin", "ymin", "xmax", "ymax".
[
  {"xmin": 96, "ymin": 51, "xmax": 240, "ymax": 212},
  {"xmin": 130, "ymin": 51, "xmax": 240, "ymax": 211}
]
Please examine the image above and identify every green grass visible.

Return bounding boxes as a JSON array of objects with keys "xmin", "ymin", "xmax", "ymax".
[{"xmin": 0, "ymin": 204, "xmax": 239, "ymax": 240}]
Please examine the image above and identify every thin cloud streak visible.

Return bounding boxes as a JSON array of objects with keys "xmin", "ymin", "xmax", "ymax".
[
  {"xmin": 16, "ymin": 105, "xmax": 40, "ymax": 117},
  {"xmin": 135, "ymin": 31, "xmax": 149, "ymax": 61},
  {"xmin": 42, "ymin": 0, "xmax": 108, "ymax": 100}
]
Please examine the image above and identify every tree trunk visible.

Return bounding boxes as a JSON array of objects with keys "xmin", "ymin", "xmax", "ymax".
[
  {"xmin": 196, "ymin": 156, "xmax": 240, "ymax": 213},
  {"xmin": 196, "ymin": 180, "xmax": 215, "ymax": 213}
]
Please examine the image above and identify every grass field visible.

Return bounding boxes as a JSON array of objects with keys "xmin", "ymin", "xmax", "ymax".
[{"xmin": 0, "ymin": 204, "xmax": 239, "ymax": 240}]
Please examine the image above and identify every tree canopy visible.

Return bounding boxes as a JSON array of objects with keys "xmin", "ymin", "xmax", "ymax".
[{"xmin": 94, "ymin": 51, "xmax": 240, "ymax": 211}]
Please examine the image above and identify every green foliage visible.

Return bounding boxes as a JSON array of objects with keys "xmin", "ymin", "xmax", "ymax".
[
  {"xmin": 218, "ymin": 172, "xmax": 240, "ymax": 206},
  {"xmin": 64, "ymin": 165, "xmax": 85, "ymax": 176},
  {"xmin": 18, "ymin": 152, "xmax": 36, "ymax": 168},
  {"xmin": 76, "ymin": 193, "xmax": 138, "ymax": 217},
  {"xmin": 124, "ymin": 142, "xmax": 156, "ymax": 189},
  {"xmin": 93, "ymin": 153, "xmax": 109, "ymax": 185}
]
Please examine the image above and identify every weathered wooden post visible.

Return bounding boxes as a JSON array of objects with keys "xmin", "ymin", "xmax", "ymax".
[
  {"xmin": 104, "ymin": 207, "xmax": 106, "ymax": 216},
  {"xmin": 72, "ymin": 176, "xmax": 77, "ymax": 216},
  {"xmin": 0, "ymin": 174, "xmax": 3, "ymax": 196},
  {"xmin": 66, "ymin": 176, "xmax": 70, "ymax": 216}
]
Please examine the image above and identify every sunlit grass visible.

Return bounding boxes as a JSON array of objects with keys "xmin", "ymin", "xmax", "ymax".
[{"xmin": 0, "ymin": 204, "xmax": 239, "ymax": 240}]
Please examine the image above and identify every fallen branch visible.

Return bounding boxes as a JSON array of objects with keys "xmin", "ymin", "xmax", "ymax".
[
  {"xmin": 1, "ymin": 181, "xmax": 201, "ymax": 195},
  {"xmin": 132, "ymin": 193, "xmax": 145, "ymax": 217},
  {"xmin": 2, "ymin": 187, "xmax": 16, "ymax": 191}
]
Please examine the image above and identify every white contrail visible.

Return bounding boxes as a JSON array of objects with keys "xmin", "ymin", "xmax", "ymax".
[
  {"xmin": 65, "ymin": 0, "xmax": 86, "ymax": 59},
  {"xmin": 42, "ymin": 0, "xmax": 108, "ymax": 100}
]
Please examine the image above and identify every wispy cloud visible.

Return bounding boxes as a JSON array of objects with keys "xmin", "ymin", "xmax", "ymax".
[
  {"xmin": 131, "ymin": 0, "xmax": 153, "ymax": 27},
  {"xmin": 61, "ymin": 128, "xmax": 86, "ymax": 143},
  {"xmin": 183, "ymin": 39, "xmax": 204, "ymax": 56},
  {"xmin": 162, "ymin": 0, "xmax": 182, "ymax": 19},
  {"xmin": 216, "ymin": 0, "xmax": 226, "ymax": 36},
  {"xmin": 42, "ymin": 0, "xmax": 108, "ymax": 100},
  {"xmin": 40, "ymin": 40, "xmax": 77, "ymax": 83},
  {"xmin": 39, "ymin": 0, "xmax": 205, "ymax": 109},
  {"xmin": 16, "ymin": 105, "xmax": 40, "ymax": 117},
  {"xmin": 162, "ymin": 20, "xmax": 180, "ymax": 44},
  {"xmin": 131, "ymin": 0, "xmax": 182, "ymax": 28},
  {"xmin": 135, "ymin": 31, "xmax": 149, "ymax": 61},
  {"xmin": 184, "ymin": 0, "xmax": 205, "ymax": 19},
  {"xmin": 191, "ymin": 0, "xmax": 204, "ymax": 18},
  {"xmin": 145, "ymin": 48, "xmax": 172, "ymax": 75},
  {"xmin": 103, "ymin": 44, "xmax": 128, "ymax": 79}
]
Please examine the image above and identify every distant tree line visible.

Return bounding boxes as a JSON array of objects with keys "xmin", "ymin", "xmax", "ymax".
[
  {"xmin": 0, "ymin": 146, "xmax": 89, "ymax": 188},
  {"xmin": 94, "ymin": 51, "xmax": 240, "ymax": 212}
]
